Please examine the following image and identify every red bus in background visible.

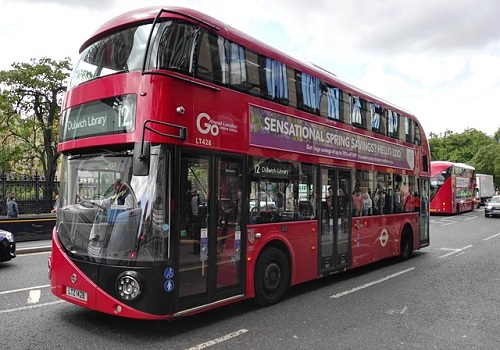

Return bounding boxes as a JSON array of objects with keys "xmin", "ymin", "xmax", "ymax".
[
  {"xmin": 429, "ymin": 161, "xmax": 476, "ymax": 214},
  {"xmin": 49, "ymin": 7, "xmax": 431, "ymax": 320}
]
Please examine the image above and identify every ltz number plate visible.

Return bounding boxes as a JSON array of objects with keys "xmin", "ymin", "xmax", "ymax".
[{"xmin": 66, "ymin": 286, "xmax": 88, "ymax": 301}]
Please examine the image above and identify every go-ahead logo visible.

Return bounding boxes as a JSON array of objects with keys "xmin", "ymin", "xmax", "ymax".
[
  {"xmin": 196, "ymin": 113, "xmax": 238, "ymax": 136},
  {"xmin": 196, "ymin": 113, "xmax": 219, "ymax": 136}
]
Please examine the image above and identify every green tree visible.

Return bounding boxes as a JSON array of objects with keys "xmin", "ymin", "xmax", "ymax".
[
  {"xmin": 429, "ymin": 128, "xmax": 494, "ymax": 163},
  {"xmin": 429, "ymin": 130, "xmax": 454, "ymax": 161},
  {"xmin": 470, "ymin": 142, "xmax": 500, "ymax": 186},
  {"xmin": 470, "ymin": 143, "xmax": 500, "ymax": 174},
  {"xmin": 0, "ymin": 57, "xmax": 71, "ymax": 189},
  {"xmin": 494, "ymin": 128, "xmax": 500, "ymax": 142}
]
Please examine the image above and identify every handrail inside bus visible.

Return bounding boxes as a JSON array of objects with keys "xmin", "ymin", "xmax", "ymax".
[{"xmin": 141, "ymin": 8, "xmax": 220, "ymax": 75}]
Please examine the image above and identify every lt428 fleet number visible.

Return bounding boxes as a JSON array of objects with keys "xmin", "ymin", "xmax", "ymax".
[{"xmin": 195, "ymin": 138, "xmax": 212, "ymax": 146}]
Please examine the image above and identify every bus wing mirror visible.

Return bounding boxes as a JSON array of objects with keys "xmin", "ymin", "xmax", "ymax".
[{"xmin": 133, "ymin": 141, "xmax": 151, "ymax": 176}]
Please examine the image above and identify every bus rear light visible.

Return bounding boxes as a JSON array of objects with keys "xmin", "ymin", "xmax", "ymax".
[{"xmin": 116, "ymin": 271, "xmax": 142, "ymax": 301}]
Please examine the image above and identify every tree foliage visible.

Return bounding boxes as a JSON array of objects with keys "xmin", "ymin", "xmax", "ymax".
[
  {"xmin": 470, "ymin": 143, "xmax": 500, "ymax": 181},
  {"xmin": 0, "ymin": 57, "xmax": 71, "ymax": 185},
  {"xmin": 429, "ymin": 128, "xmax": 493, "ymax": 163}
]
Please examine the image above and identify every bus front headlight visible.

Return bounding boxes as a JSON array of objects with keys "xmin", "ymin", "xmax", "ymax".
[{"xmin": 116, "ymin": 271, "xmax": 142, "ymax": 301}]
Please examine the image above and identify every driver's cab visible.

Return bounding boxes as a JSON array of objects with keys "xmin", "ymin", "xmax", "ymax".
[{"xmin": 83, "ymin": 179, "xmax": 141, "ymax": 259}]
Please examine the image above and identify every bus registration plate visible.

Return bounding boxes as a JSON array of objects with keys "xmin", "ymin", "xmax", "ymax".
[{"xmin": 66, "ymin": 286, "xmax": 88, "ymax": 301}]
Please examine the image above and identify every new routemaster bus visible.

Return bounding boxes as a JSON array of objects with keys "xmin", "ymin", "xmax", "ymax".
[
  {"xmin": 49, "ymin": 6, "xmax": 431, "ymax": 320},
  {"xmin": 430, "ymin": 161, "xmax": 476, "ymax": 214}
]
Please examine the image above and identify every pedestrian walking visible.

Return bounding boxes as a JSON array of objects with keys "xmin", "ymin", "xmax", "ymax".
[
  {"xmin": 6, "ymin": 194, "xmax": 19, "ymax": 218},
  {"xmin": 51, "ymin": 195, "xmax": 59, "ymax": 213}
]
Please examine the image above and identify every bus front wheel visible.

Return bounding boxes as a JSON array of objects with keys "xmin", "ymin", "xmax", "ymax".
[{"xmin": 254, "ymin": 247, "xmax": 290, "ymax": 306}]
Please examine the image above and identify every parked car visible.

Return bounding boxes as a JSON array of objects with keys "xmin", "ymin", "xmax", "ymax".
[
  {"xmin": 484, "ymin": 196, "xmax": 500, "ymax": 218},
  {"xmin": 0, "ymin": 229, "xmax": 16, "ymax": 262}
]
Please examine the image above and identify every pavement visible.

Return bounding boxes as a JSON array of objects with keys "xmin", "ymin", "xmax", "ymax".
[{"xmin": 16, "ymin": 239, "xmax": 52, "ymax": 255}]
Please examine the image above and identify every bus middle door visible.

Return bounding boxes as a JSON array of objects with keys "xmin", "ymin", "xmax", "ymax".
[{"xmin": 320, "ymin": 168, "xmax": 352, "ymax": 273}]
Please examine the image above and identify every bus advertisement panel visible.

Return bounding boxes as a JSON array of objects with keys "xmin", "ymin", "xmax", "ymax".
[
  {"xmin": 430, "ymin": 161, "xmax": 476, "ymax": 214},
  {"xmin": 49, "ymin": 7, "xmax": 431, "ymax": 320}
]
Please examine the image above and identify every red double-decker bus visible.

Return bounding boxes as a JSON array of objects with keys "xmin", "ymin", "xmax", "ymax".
[
  {"xmin": 49, "ymin": 7, "xmax": 431, "ymax": 320},
  {"xmin": 430, "ymin": 161, "xmax": 476, "ymax": 214}
]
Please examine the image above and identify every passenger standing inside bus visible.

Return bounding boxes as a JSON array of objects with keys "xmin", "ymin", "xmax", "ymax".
[
  {"xmin": 275, "ymin": 192, "xmax": 284, "ymax": 212},
  {"xmin": 413, "ymin": 192, "xmax": 421, "ymax": 212},
  {"xmin": 235, "ymin": 190, "xmax": 242, "ymax": 225},
  {"xmin": 393, "ymin": 187, "xmax": 403, "ymax": 213},
  {"xmin": 374, "ymin": 185, "xmax": 386, "ymax": 214},
  {"xmin": 326, "ymin": 187, "xmax": 334, "ymax": 218},
  {"xmin": 362, "ymin": 192, "xmax": 372, "ymax": 216},
  {"xmin": 191, "ymin": 190, "xmax": 200, "ymax": 217},
  {"xmin": 352, "ymin": 190, "xmax": 363, "ymax": 216},
  {"xmin": 372, "ymin": 189, "xmax": 380, "ymax": 214},
  {"xmin": 191, "ymin": 190, "xmax": 201, "ymax": 254},
  {"xmin": 404, "ymin": 192, "xmax": 414, "ymax": 212},
  {"xmin": 309, "ymin": 192, "xmax": 318, "ymax": 219}
]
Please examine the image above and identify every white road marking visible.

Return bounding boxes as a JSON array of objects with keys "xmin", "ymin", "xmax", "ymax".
[
  {"xmin": 0, "ymin": 300, "xmax": 65, "ymax": 314},
  {"xmin": 0, "ymin": 284, "xmax": 50, "ymax": 295},
  {"xmin": 330, "ymin": 267, "xmax": 415, "ymax": 299},
  {"xmin": 386, "ymin": 306, "xmax": 408, "ymax": 315},
  {"xmin": 438, "ymin": 245, "xmax": 472, "ymax": 258},
  {"xmin": 434, "ymin": 214, "xmax": 477, "ymax": 226},
  {"xmin": 27, "ymin": 290, "xmax": 41, "ymax": 304},
  {"xmin": 438, "ymin": 220, "xmax": 456, "ymax": 226},
  {"xmin": 185, "ymin": 329, "xmax": 249, "ymax": 350},
  {"xmin": 484, "ymin": 232, "xmax": 500, "ymax": 241}
]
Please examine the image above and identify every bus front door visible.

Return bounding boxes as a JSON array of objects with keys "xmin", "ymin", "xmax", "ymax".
[
  {"xmin": 319, "ymin": 168, "xmax": 352, "ymax": 273},
  {"xmin": 177, "ymin": 152, "xmax": 245, "ymax": 312}
]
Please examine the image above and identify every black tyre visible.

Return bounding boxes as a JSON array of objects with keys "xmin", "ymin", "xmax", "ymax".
[
  {"xmin": 400, "ymin": 229, "xmax": 413, "ymax": 261},
  {"xmin": 254, "ymin": 247, "xmax": 290, "ymax": 306}
]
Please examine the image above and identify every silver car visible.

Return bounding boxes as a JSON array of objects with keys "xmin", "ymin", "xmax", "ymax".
[{"xmin": 484, "ymin": 196, "xmax": 500, "ymax": 218}]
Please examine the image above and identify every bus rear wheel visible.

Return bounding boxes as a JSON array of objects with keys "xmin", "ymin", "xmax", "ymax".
[
  {"xmin": 400, "ymin": 229, "xmax": 413, "ymax": 261},
  {"xmin": 254, "ymin": 247, "xmax": 290, "ymax": 306}
]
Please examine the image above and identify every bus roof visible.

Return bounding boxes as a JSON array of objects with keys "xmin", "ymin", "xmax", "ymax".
[
  {"xmin": 431, "ymin": 161, "xmax": 475, "ymax": 173},
  {"xmin": 82, "ymin": 6, "xmax": 419, "ymax": 122}
]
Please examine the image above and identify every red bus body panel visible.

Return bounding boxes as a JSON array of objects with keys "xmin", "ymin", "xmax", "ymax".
[{"xmin": 244, "ymin": 214, "xmax": 419, "ymax": 298}]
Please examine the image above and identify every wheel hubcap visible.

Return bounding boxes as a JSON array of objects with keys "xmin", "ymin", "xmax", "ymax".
[{"xmin": 264, "ymin": 262, "xmax": 281, "ymax": 293}]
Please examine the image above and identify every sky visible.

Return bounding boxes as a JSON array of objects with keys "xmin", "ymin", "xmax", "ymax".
[{"xmin": 1, "ymin": 0, "xmax": 499, "ymax": 137}]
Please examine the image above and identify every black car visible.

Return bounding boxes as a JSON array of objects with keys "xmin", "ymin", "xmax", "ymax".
[
  {"xmin": 484, "ymin": 196, "xmax": 500, "ymax": 218},
  {"xmin": 0, "ymin": 229, "xmax": 16, "ymax": 262}
]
